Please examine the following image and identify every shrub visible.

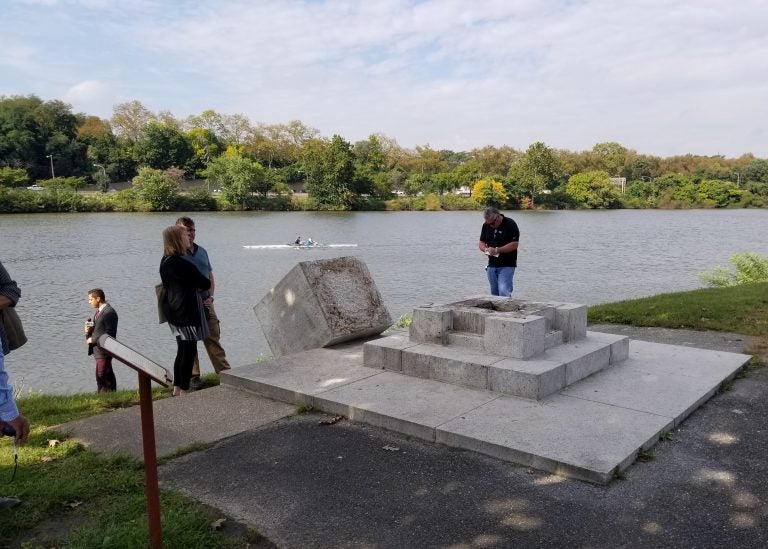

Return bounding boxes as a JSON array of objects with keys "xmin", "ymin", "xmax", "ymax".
[
  {"xmin": 699, "ymin": 252, "xmax": 768, "ymax": 287},
  {"xmin": 132, "ymin": 167, "xmax": 179, "ymax": 211},
  {"xmin": 423, "ymin": 193, "xmax": 442, "ymax": 211},
  {"xmin": 0, "ymin": 167, "xmax": 29, "ymax": 188},
  {"xmin": 178, "ymin": 186, "xmax": 217, "ymax": 211},
  {"xmin": 439, "ymin": 194, "xmax": 480, "ymax": 211}
]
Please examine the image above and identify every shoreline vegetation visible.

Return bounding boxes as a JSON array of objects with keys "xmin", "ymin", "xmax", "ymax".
[
  {"xmin": 0, "ymin": 182, "xmax": 764, "ymax": 214},
  {"xmin": 2, "ymin": 95, "xmax": 768, "ymax": 213},
  {"xmin": 2, "ymin": 283, "xmax": 767, "ymax": 546}
]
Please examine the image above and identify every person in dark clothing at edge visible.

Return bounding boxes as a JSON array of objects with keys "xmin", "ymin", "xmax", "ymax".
[
  {"xmin": 159, "ymin": 226, "xmax": 211, "ymax": 396},
  {"xmin": 478, "ymin": 207, "xmax": 520, "ymax": 296},
  {"xmin": 0, "ymin": 260, "xmax": 30, "ymax": 509}
]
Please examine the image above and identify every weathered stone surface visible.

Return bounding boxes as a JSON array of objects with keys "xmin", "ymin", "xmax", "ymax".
[
  {"xmin": 589, "ymin": 331, "xmax": 630, "ymax": 363},
  {"xmin": 409, "ymin": 307, "xmax": 452, "ymax": 344},
  {"xmin": 254, "ymin": 257, "xmax": 392, "ymax": 357},
  {"xmin": 484, "ymin": 314, "xmax": 546, "ymax": 358},
  {"xmin": 488, "ymin": 358, "xmax": 566, "ymax": 399},
  {"xmin": 401, "ymin": 344, "xmax": 501, "ymax": 389},
  {"xmin": 554, "ymin": 304, "xmax": 588, "ymax": 342},
  {"xmin": 363, "ymin": 332, "xmax": 419, "ymax": 371}
]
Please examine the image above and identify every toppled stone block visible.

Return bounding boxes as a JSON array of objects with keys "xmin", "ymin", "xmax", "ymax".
[{"xmin": 255, "ymin": 257, "xmax": 392, "ymax": 357}]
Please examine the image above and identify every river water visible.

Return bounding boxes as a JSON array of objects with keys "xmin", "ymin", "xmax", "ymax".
[{"xmin": 1, "ymin": 209, "xmax": 767, "ymax": 394}]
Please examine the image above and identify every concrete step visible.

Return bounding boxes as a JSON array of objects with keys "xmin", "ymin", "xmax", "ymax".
[
  {"xmin": 447, "ymin": 329, "xmax": 565, "ymax": 352},
  {"xmin": 545, "ymin": 329, "xmax": 564, "ymax": 349},
  {"xmin": 365, "ymin": 331, "xmax": 629, "ymax": 399},
  {"xmin": 446, "ymin": 331, "xmax": 485, "ymax": 351}
]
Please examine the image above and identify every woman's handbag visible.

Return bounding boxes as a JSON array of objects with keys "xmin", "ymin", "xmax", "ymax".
[
  {"xmin": 1, "ymin": 307, "xmax": 27, "ymax": 351},
  {"xmin": 155, "ymin": 283, "xmax": 168, "ymax": 324}
]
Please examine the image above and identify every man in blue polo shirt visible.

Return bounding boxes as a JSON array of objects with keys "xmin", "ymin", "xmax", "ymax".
[{"xmin": 176, "ymin": 217, "xmax": 231, "ymax": 389}]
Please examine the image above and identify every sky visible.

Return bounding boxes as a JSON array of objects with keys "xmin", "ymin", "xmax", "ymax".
[{"xmin": 2, "ymin": 0, "xmax": 767, "ymax": 157}]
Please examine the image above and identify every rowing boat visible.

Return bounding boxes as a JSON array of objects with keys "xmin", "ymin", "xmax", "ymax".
[{"xmin": 243, "ymin": 244, "xmax": 358, "ymax": 249}]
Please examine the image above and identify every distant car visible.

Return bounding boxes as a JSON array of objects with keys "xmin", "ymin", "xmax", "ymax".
[{"xmin": 26, "ymin": 184, "xmax": 45, "ymax": 191}]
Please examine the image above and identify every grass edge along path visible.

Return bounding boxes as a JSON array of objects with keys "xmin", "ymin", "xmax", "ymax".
[
  {"xmin": 0, "ymin": 375, "xmax": 269, "ymax": 548},
  {"xmin": 2, "ymin": 283, "xmax": 768, "ymax": 546},
  {"xmin": 588, "ymin": 282, "xmax": 768, "ymax": 337}
]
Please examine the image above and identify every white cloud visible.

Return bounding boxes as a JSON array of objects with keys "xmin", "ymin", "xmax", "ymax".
[
  {"xmin": 4, "ymin": 0, "xmax": 768, "ymax": 155},
  {"xmin": 64, "ymin": 80, "xmax": 116, "ymax": 117}
]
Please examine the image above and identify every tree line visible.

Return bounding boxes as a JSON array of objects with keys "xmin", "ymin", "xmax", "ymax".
[{"xmin": 1, "ymin": 94, "xmax": 767, "ymax": 212}]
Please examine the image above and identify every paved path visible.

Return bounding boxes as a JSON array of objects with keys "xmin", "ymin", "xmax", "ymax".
[{"xmin": 59, "ymin": 326, "xmax": 768, "ymax": 548}]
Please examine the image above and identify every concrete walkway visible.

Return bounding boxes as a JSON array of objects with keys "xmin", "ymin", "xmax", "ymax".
[{"xmin": 58, "ymin": 326, "xmax": 767, "ymax": 548}]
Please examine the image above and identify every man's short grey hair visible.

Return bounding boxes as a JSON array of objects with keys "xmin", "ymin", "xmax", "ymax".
[{"xmin": 483, "ymin": 207, "xmax": 500, "ymax": 219}]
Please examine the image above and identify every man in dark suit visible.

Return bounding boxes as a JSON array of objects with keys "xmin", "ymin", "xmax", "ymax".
[{"xmin": 85, "ymin": 288, "xmax": 118, "ymax": 392}]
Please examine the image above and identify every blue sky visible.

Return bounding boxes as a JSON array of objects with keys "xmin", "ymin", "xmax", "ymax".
[{"xmin": 2, "ymin": 0, "xmax": 767, "ymax": 157}]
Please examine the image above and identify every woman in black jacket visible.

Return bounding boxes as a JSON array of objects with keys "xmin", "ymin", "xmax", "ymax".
[{"xmin": 160, "ymin": 225, "xmax": 211, "ymax": 396}]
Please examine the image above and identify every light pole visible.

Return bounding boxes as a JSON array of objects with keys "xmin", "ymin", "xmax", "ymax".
[
  {"xmin": 733, "ymin": 172, "xmax": 740, "ymax": 186},
  {"xmin": 46, "ymin": 154, "xmax": 55, "ymax": 179}
]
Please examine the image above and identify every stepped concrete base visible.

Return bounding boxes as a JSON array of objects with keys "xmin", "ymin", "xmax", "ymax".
[
  {"xmin": 221, "ymin": 338, "xmax": 751, "ymax": 483},
  {"xmin": 365, "ymin": 330, "xmax": 629, "ymax": 399}
]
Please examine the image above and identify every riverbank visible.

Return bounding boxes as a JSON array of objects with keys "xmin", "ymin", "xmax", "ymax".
[
  {"xmin": 0, "ymin": 186, "xmax": 483, "ymax": 213},
  {"xmin": 2, "ymin": 284, "xmax": 767, "ymax": 546}
]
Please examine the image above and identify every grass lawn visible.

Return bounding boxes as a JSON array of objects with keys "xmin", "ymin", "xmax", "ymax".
[
  {"xmin": 588, "ymin": 282, "xmax": 768, "ymax": 336},
  {"xmin": 0, "ymin": 375, "xmax": 266, "ymax": 548}
]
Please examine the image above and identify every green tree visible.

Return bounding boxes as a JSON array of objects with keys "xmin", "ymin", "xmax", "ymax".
[
  {"xmin": 744, "ymin": 159, "xmax": 768, "ymax": 183},
  {"xmin": 591, "ymin": 142, "xmax": 628, "ymax": 176},
  {"xmin": 470, "ymin": 145, "xmax": 520, "ymax": 177},
  {"xmin": 186, "ymin": 109, "xmax": 224, "ymax": 135},
  {"xmin": 352, "ymin": 134, "xmax": 388, "ymax": 197},
  {"xmin": 246, "ymin": 120, "xmax": 319, "ymax": 169},
  {"xmin": 453, "ymin": 158, "xmax": 483, "ymax": 189},
  {"xmin": 566, "ymin": 171, "xmax": 622, "ymax": 208},
  {"xmin": 303, "ymin": 135, "xmax": 356, "ymax": 208},
  {"xmin": 202, "ymin": 153, "xmax": 272, "ymax": 208},
  {"xmin": 628, "ymin": 154, "xmax": 660, "ymax": 181},
  {"xmin": 472, "ymin": 178, "xmax": 508, "ymax": 206},
  {"xmin": 134, "ymin": 122, "xmax": 194, "ymax": 171},
  {"xmin": 428, "ymin": 171, "xmax": 460, "ymax": 195},
  {"xmin": 0, "ymin": 167, "xmax": 29, "ymax": 188},
  {"xmin": 507, "ymin": 142, "xmax": 562, "ymax": 207},
  {"xmin": 131, "ymin": 167, "xmax": 178, "ymax": 210},
  {"xmin": 696, "ymin": 179, "xmax": 743, "ymax": 207},
  {"xmin": 185, "ymin": 128, "xmax": 224, "ymax": 177},
  {"xmin": 0, "ymin": 95, "xmax": 88, "ymax": 180},
  {"xmin": 402, "ymin": 172, "xmax": 430, "ymax": 196}
]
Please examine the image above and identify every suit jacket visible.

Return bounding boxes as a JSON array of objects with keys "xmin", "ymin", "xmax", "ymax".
[{"xmin": 88, "ymin": 303, "xmax": 118, "ymax": 358}]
